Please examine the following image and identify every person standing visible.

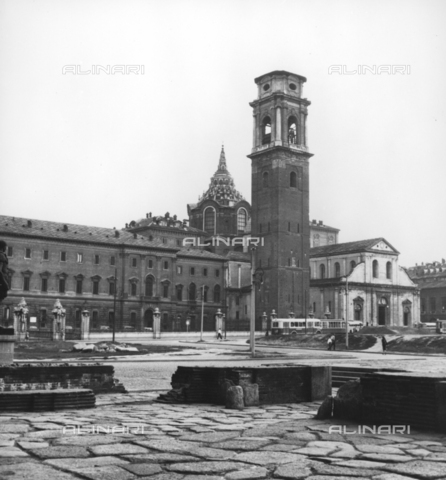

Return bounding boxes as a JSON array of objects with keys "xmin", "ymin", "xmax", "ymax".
[
  {"xmin": 331, "ymin": 335, "xmax": 336, "ymax": 351},
  {"xmin": 381, "ymin": 335, "xmax": 388, "ymax": 354},
  {"xmin": 327, "ymin": 336, "xmax": 332, "ymax": 351}
]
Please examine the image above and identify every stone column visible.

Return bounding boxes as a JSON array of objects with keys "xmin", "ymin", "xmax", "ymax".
[
  {"xmin": 80, "ymin": 309, "xmax": 90, "ymax": 340},
  {"xmin": 275, "ymin": 107, "xmax": 282, "ymax": 144},
  {"xmin": 153, "ymin": 307, "xmax": 161, "ymax": 339},
  {"xmin": 52, "ymin": 299, "xmax": 66, "ymax": 341},
  {"xmin": 13, "ymin": 298, "xmax": 28, "ymax": 341},
  {"xmin": 253, "ymin": 114, "xmax": 257, "ymax": 147}
]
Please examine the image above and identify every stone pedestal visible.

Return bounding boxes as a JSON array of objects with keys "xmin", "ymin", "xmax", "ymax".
[
  {"xmin": 52, "ymin": 299, "xmax": 66, "ymax": 341},
  {"xmin": 0, "ymin": 331, "xmax": 15, "ymax": 364},
  {"xmin": 80, "ymin": 312, "xmax": 90, "ymax": 340},
  {"xmin": 310, "ymin": 366, "xmax": 332, "ymax": 400},
  {"xmin": 13, "ymin": 298, "xmax": 28, "ymax": 342}
]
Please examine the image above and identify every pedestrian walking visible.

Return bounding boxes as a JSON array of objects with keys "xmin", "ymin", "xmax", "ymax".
[
  {"xmin": 327, "ymin": 336, "xmax": 333, "ymax": 351},
  {"xmin": 217, "ymin": 328, "xmax": 223, "ymax": 341},
  {"xmin": 381, "ymin": 335, "xmax": 387, "ymax": 354},
  {"xmin": 331, "ymin": 335, "xmax": 336, "ymax": 351}
]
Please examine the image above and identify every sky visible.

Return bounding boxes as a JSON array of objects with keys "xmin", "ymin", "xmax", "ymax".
[{"xmin": 0, "ymin": 0, "xmax": 445, "ymax": 268}]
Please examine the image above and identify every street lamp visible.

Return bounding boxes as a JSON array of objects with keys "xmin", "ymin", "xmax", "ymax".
[
  {"xmin": 339, "ymin": 276, "xmax": 351, "ymax": 349},
  {"xmin": 262, "ymin": 312, "xmax": 268, "ymax": 336},
  {"xmin": 153, "ymin": 307, "xmax": 161, "ymax": 339},
  {"xmin": 250, "ymin": 245, "xmax": 264, "ymax": 357},
  {"xmin": 198, "ymin": 285, "xmax": 207, "ymax": 342}
]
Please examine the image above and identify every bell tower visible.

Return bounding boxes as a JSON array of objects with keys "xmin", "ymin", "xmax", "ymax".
[{"xmin": 248, "ymin": 70, "xmax": 312, "ymax": 323}]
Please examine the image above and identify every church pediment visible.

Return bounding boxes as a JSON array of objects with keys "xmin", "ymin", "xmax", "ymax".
[{"xmin": 370, "ymin": 239, "xmax": 398, "ymax": 254}]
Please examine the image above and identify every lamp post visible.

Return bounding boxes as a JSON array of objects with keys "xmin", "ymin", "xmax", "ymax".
[
  {"xmin": 112, "ymin": 268, "xmax": 117, "ymax": 343},
  {"xmin": 250, "ymin": 247, "xmax": 257, "ymax": 356},
  {"xmin": 199, "ymin": 285, "xmax": 206, "ymax": 342},
  {"xmin": 250, "ymin": 246, "xmax": 264, "ymax": 357},
  {"xmin": 153, "ymin": 307, "xmax": 161, "ymax": 339},
  {"xmin": 340, "ymin": 276, "xmax": 350, "ymax": 349},
  {"xmin": 262, "ymin": 312, "xmax": 268, "ymax": 336}
]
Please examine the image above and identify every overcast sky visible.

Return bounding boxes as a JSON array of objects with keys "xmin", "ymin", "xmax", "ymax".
[{"xmin": 1, "ymin": 0, "xmax": 445, "ymax": 267}]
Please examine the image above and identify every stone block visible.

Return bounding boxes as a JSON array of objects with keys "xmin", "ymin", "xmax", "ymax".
[
  {"xmin": 226, "ymin": 386, "xmax": 244, "ymax": 410},
  {"xmin": 242, "ymin": 384, "xmax": 259, "ymax": 407},
  {"xmin": 310, "ymin": 366, "xmax": 331, "ymax": 400},
  {"xmin": 333, "ymin": 380, "xmax": 362, "ymax": 421},
  {"xmin": 315, "ymin": 395, "xmax": 333, "ymax": 419}
]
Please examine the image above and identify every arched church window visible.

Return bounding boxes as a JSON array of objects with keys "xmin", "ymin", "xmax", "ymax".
[
  {"xmin": 262, "ymin": 171, "xmax": 269, "ymax": 188},
  {"xmin": 386, "ymin": 261, "xmax": 392, "ymax": 279},
  {"xmin": 288, "ymin": 116, "xmax": 298, "ymax": 144},
  {"xmin": 335, "ymin": 262, "xmax": 341, "ymax": 277},
  {"xmin": 372, "ymin": 260, "xmax": 379, "ymax": 278},
  {"xmin": 290, "ymin": 171, "xmax": 297, "ymax": 188},
  {"xmin": 262, "ymin": 116, "xmax": 271, "ymax": 145},
  {"xmin": 237, "ymin": 208, "xmax": 247, "ymax": 232},
  {"xmin": 313, "ymin": 234, "xmax": 320, "ymax": 246},
  {"xmin": 203, "ymin": 207, "xmax": 216, "ymax": 235},
  {"xmin": 350, "ymin": 260, "xmax": 356, "ymax": 273},
  {"xmin": 319, "ymin": 264, "xmax": 326, "ymax": 279}
]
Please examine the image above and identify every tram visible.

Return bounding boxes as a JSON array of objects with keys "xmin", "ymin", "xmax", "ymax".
[
  {"xmin": 271, "ymin": 318, "xmax": 363, "ymax": 335},
  {"xmin": 271, "ymin": 318, "xmax": 322, "ymax": 335}
]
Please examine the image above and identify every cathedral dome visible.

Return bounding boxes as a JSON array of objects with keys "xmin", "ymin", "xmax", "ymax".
[{"xmin": 199, "ymin": 147, "xmax": 244, "ymax": 206}]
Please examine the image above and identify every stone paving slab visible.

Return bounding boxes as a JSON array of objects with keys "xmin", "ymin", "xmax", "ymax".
[{"xmin": 1, "ymin": 391, "xmax": 446, "ymax": 479}]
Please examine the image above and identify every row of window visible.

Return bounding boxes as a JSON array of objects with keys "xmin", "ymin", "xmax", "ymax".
[
  {"xmin": 9, "ymin": 247, "xmax": 117, "ymax": 265},
  {"xmin": 260, "ymin": 115, "xmax": 304, "ymax": 146},
  {"xmin": 203, "ymin": 207, "xmax": 249, "ymax": 235},
  {"xmin": 315, "ymin": 260, "xmax": 393, "ymax": 280},
  {"xmin": 10, "ymin": 246, "xmax": 221, "ymax": 277},
  {"xmin": 21, "ymin": 275, "xmax": 222, "ymax": 302},
  {"xmin": 421, "ymin": 297, "xmax": 446, "ymax": 314}
]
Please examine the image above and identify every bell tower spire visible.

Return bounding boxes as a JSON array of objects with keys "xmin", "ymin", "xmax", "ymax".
[{"xmin": 248, "ymin": 70, "xmax": 312, "ymax": 322}]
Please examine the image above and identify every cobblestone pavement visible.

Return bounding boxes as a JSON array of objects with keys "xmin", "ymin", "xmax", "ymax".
[{"xmin": 1, "ymin": 391, "xmax": 446, "ymax": 480}]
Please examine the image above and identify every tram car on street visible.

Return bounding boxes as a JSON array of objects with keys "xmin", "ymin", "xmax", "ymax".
[
  {"xmin": 271, "ymin": 318, "xmax": 322, "ymax": 335},
  {"xmin": 271, "ymin": 318, "xmax": 364, "ymax": 335}
]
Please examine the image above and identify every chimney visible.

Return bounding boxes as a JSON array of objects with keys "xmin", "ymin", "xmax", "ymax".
[
  {"xmin": 115, "ymin": 231, "xmax": 119, "ymax": 238},
  {"xmin": 133, "ymin": 233, "xmax": 137, "ymax": 239},
  {"xmin": 63, "ymin": 224, "xmax": 68, "ymax": 232},
  {"xmin": 27, "ymin": 220, "xmax": 32, "ymax": 227},
  {"xmin": 318, "ymin": 220, "xmax": 323, "ymax": 225},
  {"xmin": 146, "ymin": 213, "xmax": 149, "ymax": 219},
  {"xmin": 125, "ymin": 223, "xmax": 128, "ymax": 228},
  {"xmin": 312, "ymin": 219, "xmax": 316, "ymax": 224},
  {"xmin": 149, "ymin": 212, "xmax": 152, "ymax": 217}
]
